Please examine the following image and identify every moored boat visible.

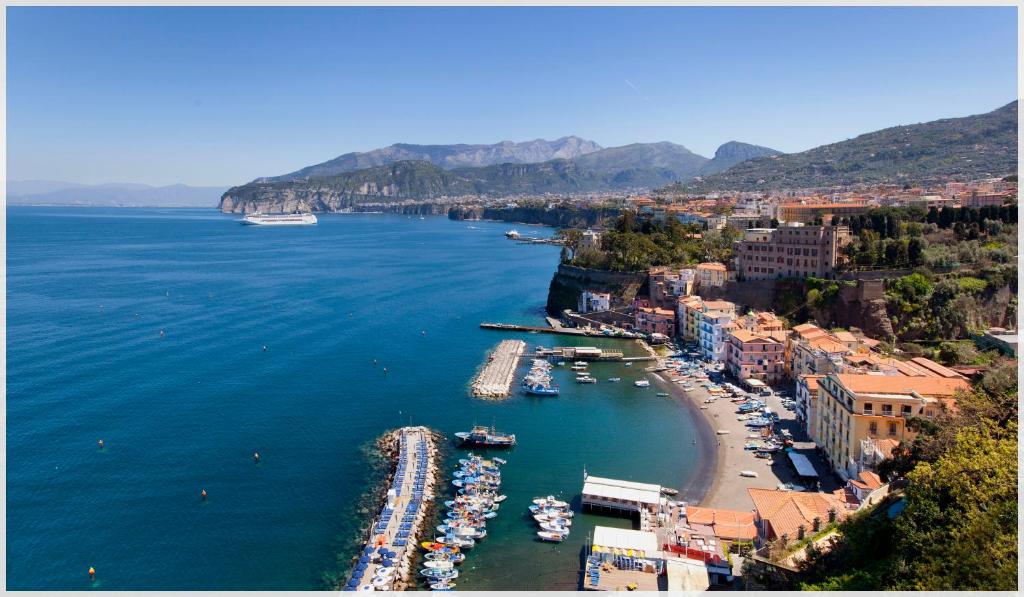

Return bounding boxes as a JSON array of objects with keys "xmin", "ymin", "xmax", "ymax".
[{"xmin": 454, "ymin": 424, "xmax": 516, "ymax": 448}]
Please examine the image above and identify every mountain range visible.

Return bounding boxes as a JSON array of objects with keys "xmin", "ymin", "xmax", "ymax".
[
  {"xmin": 675, "ymin": 101, "xmax": 1018, "ymax": 191},
  {"xmin": 219, "ymin": 139, "xmax": 779, "ymax": 212},
  {"xmin": 7, "ymin": 181, "xmax": 228, "ymax": 208}
]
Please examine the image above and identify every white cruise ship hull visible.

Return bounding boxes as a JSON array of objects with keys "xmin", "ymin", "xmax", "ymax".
[{"xmin": 241, "ymin": 213, "xmax": 318, "ymax": 226}]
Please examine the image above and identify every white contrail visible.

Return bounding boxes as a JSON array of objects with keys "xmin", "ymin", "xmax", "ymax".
[{"xmin": 624, "ymin": 79, "xmax": 650, "ymax": 102}]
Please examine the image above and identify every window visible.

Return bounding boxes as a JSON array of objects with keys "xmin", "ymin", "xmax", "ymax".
[
  {"xmin": 869, "ymin": 421, "xmax": 878, "ymax": 435},
  {"xmin": 901, "ymin": 405, "xmax": 911, "ymax": 415},
  {"xmin": 864, "ymin": 402, "xmax": 873, "ymax": 415},
  {"xmin": 882, "ymin": 404, "xmax": 893, "ymax": 416},
  {"xmin": 888, "ymin": 422, "xmax": 897, "ymax": 437}
]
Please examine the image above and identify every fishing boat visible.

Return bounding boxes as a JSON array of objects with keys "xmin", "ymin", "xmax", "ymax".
[
  {"xmin": 426, "ymin": 552, "xmax": 465, "ymax": 564},
  {"xmin": 524, "ymin": 383, "xmax": 560, "ymax": 396},
  {"xmin": 660, "ymin": 487, "xmax": 679, "ymax": 496},
  {"xmin": 424, "ymin": 561, "xmax": 455, "ymax": 570},
  {"xmin": 634, "ymin": 379, "xmax": 650, "ymax": 387},
  {"xmin": 532, "ymin": 496, "xmax": 570, "ymax": 508},
  {"xmin": 537, "ymin": 531, "xmax": 566, "ymax": 542},
  {"xmin": 493, "ymin": 457, "xmax": 507, "ymax": 465},
  {"xmin": 539, "ymin": 521, "xmax": 570, "ymax": 533},
  {"xmin": 454, "ymin": 424, "xmax": 516, "ymax": 448},
  {"xmin": 420, "ymin": 568, "xmax": 459, "ymax": 580}
]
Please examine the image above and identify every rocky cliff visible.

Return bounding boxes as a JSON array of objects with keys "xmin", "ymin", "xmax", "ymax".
[{"xmin": 545, "ymin": 264, "xmax": 648, "ymax": 316}]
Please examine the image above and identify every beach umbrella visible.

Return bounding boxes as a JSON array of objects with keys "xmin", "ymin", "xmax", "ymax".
[
  {"xmin": 355, "ymin": 563, "xmax": 367, "ymax": 571},
  {"xmin": 358, "ymin": 556, "xmax": 369, "ymax": 564},
  {"xmin": 387, "ymin": 550, "xmax": 397, "ymax": 558},
  {"xmin": 382, "ymin": 559, "xmax": 394, "ymax": 567},
  {"xmin": 363, "ymin": 547, "xmax": 374, "ymax": 555},
  {"xmin": 347, "ymin": 579, "xmax": 358, "ymax": 587}
]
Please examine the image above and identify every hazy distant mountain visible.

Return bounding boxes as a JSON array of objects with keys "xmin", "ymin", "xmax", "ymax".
[
  {"xmin": 698, "ymin": 141, "xmax": 783, "ymax": 174},
  {"xmin": 7, "ymin": 181, "xmax": 228, "ymax": 208},
  {"xmin": 264, "ymin": 136, "xmax": 603, "ymax": 181},
  {"xmin": 678, "ymin": 101, "xmax": 1018, "ymax": 191}
]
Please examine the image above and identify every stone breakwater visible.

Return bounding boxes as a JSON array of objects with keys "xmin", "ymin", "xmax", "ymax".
[
  {"xmin": 344, "ymin": 426, "xmax": 445, "ymax": 591},
  {"xmin": 470, "ymin": 340, "xmax": 526, "ymax": 399}
]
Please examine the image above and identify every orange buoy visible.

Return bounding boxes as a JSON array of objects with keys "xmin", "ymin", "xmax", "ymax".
[
  {"xmin": 88, "ymin": 567, "xmax": 95, "ymax": 580},
  {"xmin": 201, "ymin": 488, "xmax": 207, "ymax": 500}
]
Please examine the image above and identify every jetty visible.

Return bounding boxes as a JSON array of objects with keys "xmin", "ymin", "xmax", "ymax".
[
  {"xmin": 345, "ymin": 426, "xmax": 438, "ymax": 591},
  {"xmin": 471, "ymin": 339, "xmax": 526, "ymax": 398},
  {"xmin": 480, "ymin": 321, "xmax": 642, "ymax": 339}
]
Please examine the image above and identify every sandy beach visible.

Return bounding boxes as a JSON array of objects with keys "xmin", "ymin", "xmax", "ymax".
[{"xmin": 652, "ymin": 366, "xmax": 839, "ymax": 512}]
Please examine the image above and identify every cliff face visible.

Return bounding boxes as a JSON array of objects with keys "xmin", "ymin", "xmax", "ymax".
[
  {"xmin": 545, "ymin": 264, "xmax": 648, "ymax": 316},
  {"xmin": 219, "ymin": 161, "xmax": 474, "ymax": 213}
]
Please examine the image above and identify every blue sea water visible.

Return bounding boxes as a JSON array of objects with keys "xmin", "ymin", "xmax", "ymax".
[{"xmin": 5, "ymin": 208, "xmax": 709, "ymax": 590}]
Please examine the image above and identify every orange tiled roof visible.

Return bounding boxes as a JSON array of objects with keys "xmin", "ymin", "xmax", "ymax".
[
  {"xmin": 748, "ymin": 489, "xmax": 847, "ymax": 540},
  {"xmin": 685, "ymin": 506, "xmax": 757, "ymax": 541},
  {"xmin": 833, "ymin": 374, "xmax": 969, "ymax": 397},
  {"xmin": 697, "ymin": 262, "xmax": 727, "ymax": 271},
  {"xmin": 833, "ymin": 330, "xmax": 857, "ymax": 343},
  {"xmin": 703, "ymin": 300, "xmax": 735, "ymax": 311},
  {"xmin": 730, "ymin": 329, "xmax": 782, "ymax": 344},
  {"xmin": 908, "ymin": 357, "xmax": 967, "ymax": 379}
]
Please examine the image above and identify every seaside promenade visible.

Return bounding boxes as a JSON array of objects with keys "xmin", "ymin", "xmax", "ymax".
[{"xmin": 651, "ymin": 369, "xmax": 838, "ymax": 511}]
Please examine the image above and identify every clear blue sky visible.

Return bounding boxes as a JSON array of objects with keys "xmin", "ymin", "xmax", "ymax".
[{"xmin": 6, "ymin": 6, "xmax": 1018, "ymax": 187}]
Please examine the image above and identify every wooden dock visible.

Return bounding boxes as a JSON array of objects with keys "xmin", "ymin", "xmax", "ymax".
[{"xmin": 470, "ymin": 339, "xmax": 526, "ymax": 398}]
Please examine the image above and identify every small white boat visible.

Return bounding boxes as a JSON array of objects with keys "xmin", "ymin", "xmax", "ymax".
[
  {"xmin": 624, "ymin": 362, "xmax": 633, "ymax": 367},
  {"xmin": 634, "ymin": 379, "xmax": 650, "ymax": 388},
  {"xmin": 537, "ymin": 531, "xmax": 566, "ymax": 542},
  {"xmin": 431, "ymin": 581, "xmax": 456, "ymax": 591},
  {"xmin": 424, "ymin": 561, "xmax": 455, "ymax": 570},
  {"xmin": 532, "ymin": 496, "xmax": 570, "ymax": 508},
  {"xmin": 740, "ymin": 470, "xmax": 759, "ymax": 478},
  {"xmin": 716, "ymin": 429, "xmax": 730, "ymax": 435},
  {"xmin": 540, "ymin": 521, "xmax": 570, "ymax": 533},
  {"xmin": 608, "ymin": 377, "xmax": 621, "ymax": 382}
]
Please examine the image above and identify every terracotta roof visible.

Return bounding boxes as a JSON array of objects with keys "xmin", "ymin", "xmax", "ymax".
[
  {"xmin": 748, "ymin": 489, "xmax": 847, "ymax": 540},
  {"xmin": 833, "ymin": 331, "xmax": 857, "ymax": 343},
  {"xmin": 684, "ymin": 506, "xmax": 757, "ymax": 541},
  {"xmin": 833, "ymin": 374, "xmax": 969, "ymax": 398},
  {"xmin": 730, "ymin": 329, "xmax": 782, "ymax": 344},
  {"xmin": 908, "ymin": 357, "xmax": 967, "ymax": 379},
  {"xmin": 809, "ymin": 336, "xmax": 850, "ymax": 354},
  {"xmin": 697, "ymin": 262, "xmax": 727, "ymax": 271},
  {"xmin": 703, "ymin": 300, "xmax": 735, "ymax": 311},
  {"xmin": 779, "ymin": 202, "xmax": 868, "ymax": 209},
  {"xmin": 858, "ymin": 471, "xmax": 883, "ymax": 490}
]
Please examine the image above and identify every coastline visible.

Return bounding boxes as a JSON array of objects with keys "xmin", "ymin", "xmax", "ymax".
[{"xmin": 650, "ymin": 372, "xmax": 722, "ymax": 506}]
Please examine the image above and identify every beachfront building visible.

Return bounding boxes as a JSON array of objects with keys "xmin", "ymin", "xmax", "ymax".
[
  {"xmin": 678, "ymin": 296, "xmax": 704, "ymax": 344},
  {"xmin": 725, "ymin": 329, "xmax": 788, "ymax": 384},
  {"xmin": 581, "ymin": 475, "xmax": 664, "ymax": 515},
  {"xmin": 813, "ymin": 374, "xmax": 970, "ymax": 479},
  {"xmin": 636, "ymin": 307, "xmax": 676, "ymax": 338},
  {"xmin": 797, "ymin": 374, "xmax": 825, "ymax": 441},
  {"xmin": 777, "ymin": 201, "xmax": 869, "ymax": 223},
  {"xmin": 697, "ymin": 301, "xmax": 737, "ymax": 362},
  {"xmin": 695, "ymin": 262, "xmax": 728, "ymax": 290},
  {"xmin": 734, "ymin": 223, "xmax": 852, "ymax": 281},
  {"xmin": 747, "ymin": 488, "xmax": 848, "ymax": 544},
  {"xmin": 789, "ymin": 329, "xmax": 852, "ymax": 379},
  {"xmin": 587, "ymin": 526, "xmax": 664, "ymax": 591},
  {"xmin": 579, "ymin": 291, "xmax": 612, "ymax": 313}
]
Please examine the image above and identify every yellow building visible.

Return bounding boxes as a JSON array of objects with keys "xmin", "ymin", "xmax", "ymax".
[{"xmin": 813, "ymin": 374, "xmax": 969, "ymax": 480}]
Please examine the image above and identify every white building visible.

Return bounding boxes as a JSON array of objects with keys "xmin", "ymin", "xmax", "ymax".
[
  {"xmin": 698, "ymin": 306, "xmax": 736, "ymax": 362},
  {"xmin": 579, "ymin": 291, "xmax": 612, "ymax": 313},
  {"xmin": 581, "ymin": 475, "xmax": 663, "ymax": 515},
  {"xmin": 580, "ymin": 229, "xmax": 602, "ymax": 251}
]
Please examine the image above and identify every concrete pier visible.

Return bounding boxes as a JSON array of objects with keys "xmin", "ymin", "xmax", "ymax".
[
  {"xmin": 346, "ymin": 426, "xmax": 438, "ymax": 591},
  {"xmin": 470, "ymin": 339, "xmax": 526, "ymax": 398}
]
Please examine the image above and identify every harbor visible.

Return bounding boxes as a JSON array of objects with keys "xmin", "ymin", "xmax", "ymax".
[
  {"xmin": 344, "ymin": 427, "xmax": 439, "ymax": 591},
  {"xmin": 470, "ymin": 339, "xmax": 526, "ymax": 398}
]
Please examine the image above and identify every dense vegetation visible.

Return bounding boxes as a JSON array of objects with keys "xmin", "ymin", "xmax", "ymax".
[
  {"xmin": 559, "ymin": 212, "xmax": 738, "ymax": 271},
  {"xmin": 790, "ymin": 363, "xmax": 1018, "ymax": 590},
  {"xmin": 669, "ymin": 101, "xmax": 1017, "ymax": 191}
]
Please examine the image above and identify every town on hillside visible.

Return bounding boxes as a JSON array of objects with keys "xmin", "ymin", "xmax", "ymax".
[{"xmin": 526, "ymin": 174, "xmax": 1017, "ymax": 590}]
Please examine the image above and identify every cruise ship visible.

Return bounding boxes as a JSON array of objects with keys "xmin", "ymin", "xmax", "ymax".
[{"xmin": 241, "ymin": 212, "xmax": 318, "ymax": 226}]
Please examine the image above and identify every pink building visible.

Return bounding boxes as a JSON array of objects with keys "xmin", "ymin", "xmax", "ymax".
[
  {"xmin": 726, "ymin": 329, "xmax": 787, "ymax": 383},
  {"xmin": 636, "ymin": 307, "xmax": 676, "ymax": 337}
]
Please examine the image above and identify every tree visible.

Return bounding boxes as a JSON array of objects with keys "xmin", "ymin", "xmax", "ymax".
[
  {"xmin": 907, "ymin": 237, "xmax": 924, "ymax": 266},
  {"xmin": 926, "ymin": 206, "xmax": 939, "ymax": 224}
]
